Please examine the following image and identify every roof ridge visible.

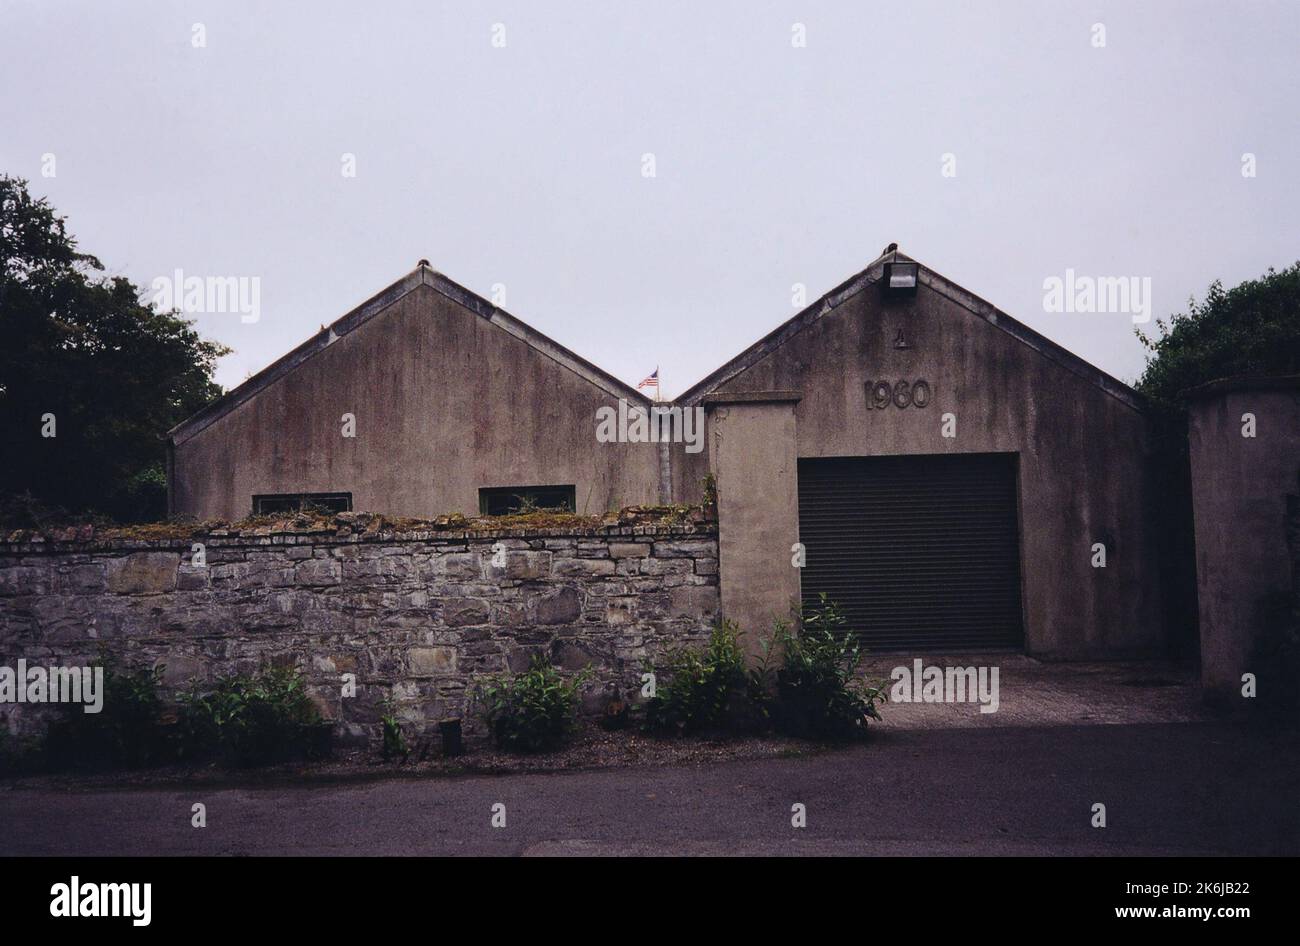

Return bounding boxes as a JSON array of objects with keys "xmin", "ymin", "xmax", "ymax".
[
  {"xmin": 170, "ymin": 248, "xmax": 1147, "ymax": 447},
  {"xmin": 674, "ymin": 247, "xmax": 900, "ymax": 404},
  {"xmin": 168, "ymin": 263, "xmax": 652, "ymax": 446},
  {"xmin": 673, "ymin": 248, "xmax": 1145, "ymax": 413}
]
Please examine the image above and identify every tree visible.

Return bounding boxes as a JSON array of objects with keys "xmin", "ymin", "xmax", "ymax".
[
  {"xmin": 1133, "ymin": 262, "xmax": 1300, "ymax": 659},
  {"xmin": 1136, "ymin": 263, "xmax": 1300, "ymax": 414},
  {"xmin": 0, "ymin": 175, "xmax": 228, "ymax": 523}
]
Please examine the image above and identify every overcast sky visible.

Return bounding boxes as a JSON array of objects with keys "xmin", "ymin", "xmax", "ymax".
[{"xmin": 3, "ymin": 0, "xmax": 1297, "ymax": 395}]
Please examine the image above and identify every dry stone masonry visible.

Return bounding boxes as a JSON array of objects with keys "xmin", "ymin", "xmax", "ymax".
[{"xmin": 0, "ymin": 516, "xmax": 720, "ymax": 748}]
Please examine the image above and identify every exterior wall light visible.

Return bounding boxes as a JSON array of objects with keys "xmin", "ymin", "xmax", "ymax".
[{"xmin": 882, "ymin": 261, "xmax": 920, "ymax": 298}]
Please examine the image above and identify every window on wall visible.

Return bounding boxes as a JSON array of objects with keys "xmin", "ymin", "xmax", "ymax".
[
  {"xmin": 479, "ymin": 485, "xmax": 576, "ymax": 516},
  {"xmin": 252, "ymin": 492, "xmax": 353, "ymax": 515}
]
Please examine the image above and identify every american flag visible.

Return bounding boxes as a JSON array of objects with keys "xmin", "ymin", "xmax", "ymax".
[{"xmin": 637, "ymin": 367, "xmax": 659, "ymax": 397}]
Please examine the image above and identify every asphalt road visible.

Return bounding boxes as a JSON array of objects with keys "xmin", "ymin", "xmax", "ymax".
[{"xmin": 2, "ymin": 721, "xmax": 1296, "ymax": 856}]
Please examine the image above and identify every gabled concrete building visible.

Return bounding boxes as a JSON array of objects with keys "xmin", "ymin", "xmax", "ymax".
[
  {"xmin": 169, "ymin": 248, "xmax": 1163, "ymax": 659},
  {"xmin": 168, "ymin": 263, "xmax": 665, "ymax": 521}
]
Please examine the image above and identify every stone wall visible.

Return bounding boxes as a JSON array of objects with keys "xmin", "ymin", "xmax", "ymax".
[{"xmin": 0, "ymin": 518, "xmax": 720, "ymax": 748}]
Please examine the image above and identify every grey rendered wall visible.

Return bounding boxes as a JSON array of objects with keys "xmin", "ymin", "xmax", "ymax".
[
  {"xmin": 1187, "ymin": 380, "xmax": 1300, "ymax": 700},
  {"xmin": 675, "ymin": 275, "xmax": 1161, "ymax": 658},
  {"xmin": 172, "ymin": 285, "xmax": 662, "ymax": 520},
  {"xmin": 705, "ymin": 396, "xmax": 802, "ymax": 660}
]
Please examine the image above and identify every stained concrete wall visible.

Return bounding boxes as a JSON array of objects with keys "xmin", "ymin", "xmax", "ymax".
[
  {"xmin": 1186, "ymin": 378, "xmax": 1300, "ymax": 700},
  {"xmin": 704, "ymin": 395, "xmax": 802, "ymax": 659},
  {"xmin": 171, "ymin": 258, "xmax": 1163, "ymax": 659},
  {"xmin": 171, "ymin": 278, "xmax": 663, "ymax": 520},
  {"xmin": 675, "ymin": 265, "xmax": 1162, "ymax": 658}
]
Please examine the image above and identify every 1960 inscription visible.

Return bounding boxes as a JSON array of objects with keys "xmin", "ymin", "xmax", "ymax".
[{"xmin": 866, "ymin": 379, "xmax": 930, "ymax": 409}]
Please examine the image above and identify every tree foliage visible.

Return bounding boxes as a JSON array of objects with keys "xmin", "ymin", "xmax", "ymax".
[
  {"xmin": 1133, "ymin": 262, "xmax": 1300, "ymax": 658},
  {"xmin": 1135, "ymin": 262, "xmax": 1300, "ymax": 416},
  {"xmin": 0, "ymin": 175, "xmax": 228, "ymax": 523}
]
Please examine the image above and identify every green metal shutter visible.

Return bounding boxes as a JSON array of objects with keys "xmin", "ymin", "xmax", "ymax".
[{"xmin": 797, "ymin": 453, "xmax": 1024, "ymax": 651}]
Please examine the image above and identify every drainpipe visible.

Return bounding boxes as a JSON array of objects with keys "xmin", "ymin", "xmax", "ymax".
[
  {"xmin": 165, "ymin": 438, "xmax": 176, "ymax": 519},
  {"xmin": 657, "ymin": 439, "xmax": 672, "ymax": 505}
]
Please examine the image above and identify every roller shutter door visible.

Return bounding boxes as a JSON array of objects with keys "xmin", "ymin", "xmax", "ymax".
[{"xmin": 797, "ymin": 453, "xmax": 1024, "ymax": 651}]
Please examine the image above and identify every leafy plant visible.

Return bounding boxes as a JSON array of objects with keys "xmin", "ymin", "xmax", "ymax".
[
  {"xmin": 701, "ymin": 472, "xmax": 718, "ymax": 509},
  {"xmin": 177, "ymin": 666, "xmax": 329, "ymax": 766},
  {"xmin": 476, "ymin": 656, "xmax": 590, "ymax": 753},
  {"xmin": 44, "ymin": 659, "xmax": 167, "ymax": 770},
  {"xmin": 643, "ymin": 621, "xmax": 766, "ymax": 735},
  {"xmin": 513, "ymin": 493, "xmax": 543, "ymax": 514},
  {"xmin": 769, "ymin": 594, "xmax": 886, "ymax": 742},
  {"xmin": 1135, "ymin": 263, "xmax": 1300, "ymax": 418},
  {"xmin": 380, "ymin": 704, "xmax": 409, "ymax": 761}
]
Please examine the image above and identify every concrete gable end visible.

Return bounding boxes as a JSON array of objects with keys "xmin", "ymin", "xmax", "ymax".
[
  {"xmin": 676, "ymin": 254, "xmax": 1144, "ymax": 415},
  {"xmin": 169, "ymin": 277, "xmax": 663, "ymax": 520},
  {"xmin": 171, "ymin": 267, "xmax": 648, "ymax": 449},
  {"xmin": 669, "ymin": 258, "xmax": 1160, "ymax": 659}
]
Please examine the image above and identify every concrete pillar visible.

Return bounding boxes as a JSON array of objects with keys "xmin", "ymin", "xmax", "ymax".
[
  {"xmin": 1185, "ymin": 376, "xmax": 1300, "ymax": 703},
  {"xmin": 703, "ymin": 392, "xmax": 802, "ymax": 662}
]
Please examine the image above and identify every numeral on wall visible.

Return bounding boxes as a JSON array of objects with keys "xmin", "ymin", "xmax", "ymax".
[{"xmin": 867, "ymin": 379, "xmax": 930, "ymax": 409}]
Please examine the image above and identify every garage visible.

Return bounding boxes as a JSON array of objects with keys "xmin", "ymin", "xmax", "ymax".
[{"xmin": 797, "ymin": 453, "xmax": 1024, "ymax": 652}]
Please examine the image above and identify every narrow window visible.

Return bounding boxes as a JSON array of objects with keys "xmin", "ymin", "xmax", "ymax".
[
  {"xmin": 478, "ymin": 485, "xmax": 576, "ymax": 516},
  {"xmin": 252, "ymin": 492, "xmax": 353, "ymax": 515}
]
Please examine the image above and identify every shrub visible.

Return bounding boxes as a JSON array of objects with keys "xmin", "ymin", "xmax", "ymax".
[
  {"xmin": 177, "ymin": 666, "xmax": 329, "ymax": 766},
  {"xmin": 477, "ymin": 656, "xmax": 590, "ymax": 753},
  {"xmin": 44, "ymin": 660, "xmax": 167, "ymax": 770},
  {"xmin": 770, "ymin": 595, "xmax": 886, "ymax": 742},
  {"xmin": 643, "ymin": 622, "xmax": 766, "ymax": 735},
  {"xmin": 380, "ymin": 705, "xmax": 409, "ymax": 761}
]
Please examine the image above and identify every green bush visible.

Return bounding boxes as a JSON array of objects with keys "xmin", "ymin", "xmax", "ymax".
[
  {"xmin": 380, "ymin": 705, "xmax": 409, "ymax": 761},
  {"xmin": 44, "ymin": 660, "xmax": 167, "ymax": 770},
  {"xmin": 477, "ymin": 656, "xmax": 590, "ymax": 753},
  {"xmin": 643, "ymin": 622, "xmax": 765, "ymax": 735},
  {"xmin": 641, "ymin": 603, "xmax": 887, "ymax": 742},
  {"xmin": 177, "ymin": 666, "xmax": 330, "ymax": 766},
  {"xmin": 770, "ymin": 595, "xmax": 886, "ymax": 742}
]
